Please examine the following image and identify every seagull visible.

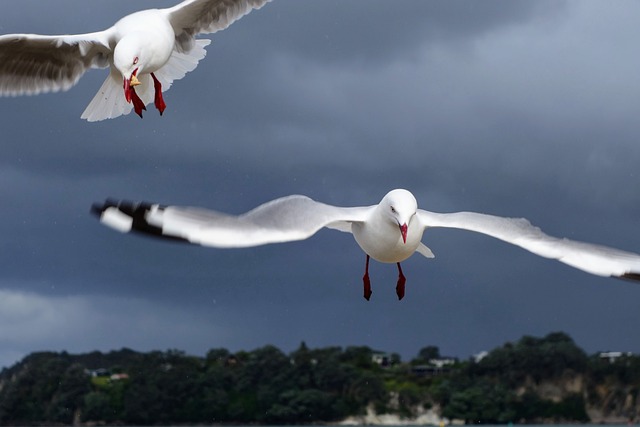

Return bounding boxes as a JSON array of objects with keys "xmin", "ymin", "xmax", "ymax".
[
  {"xmin": 0, "ymin": 0, "xmax": 270, "ymax": 121},
  {"xmin": 91, "ymin": 189, "xmax": 640, "ymax": 300}
]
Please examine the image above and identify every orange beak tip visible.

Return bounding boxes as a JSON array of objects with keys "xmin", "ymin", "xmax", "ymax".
[{"xmin": 130, "ymin": 74, "xmax": 141, "ymax": 87}]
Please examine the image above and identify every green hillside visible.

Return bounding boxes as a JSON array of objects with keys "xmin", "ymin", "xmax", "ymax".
[{"xmin": 0, "ymin": 332, "xmax": 637, "ymax": 425}]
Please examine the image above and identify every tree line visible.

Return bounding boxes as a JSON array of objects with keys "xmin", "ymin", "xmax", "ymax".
[{"xmin": 0, "ymin": 332, "xmax": 638, "ymax": 425}]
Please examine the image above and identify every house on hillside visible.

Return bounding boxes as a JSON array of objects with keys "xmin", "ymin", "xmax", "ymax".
[
  {"xmin": 372, "ymin": 352, "xmax": 392, "ymax": 367},
  {"xmin": 110, "ymin": 373, "xmax": 129, "ymax": 381},
  {"xmin": 87, "ymin": 368, "xmax": 110, "ymax": 377},
  {"xmin": 428, "ymin": 357, "xmax": 457, "ymax": 369},
  {"xmin": 599, "ymin": 351, "xmax": 632, "ymax": 363},
  {"xmin": 411, "ymin": 356, "xmax": 458, "ymax": 377}
]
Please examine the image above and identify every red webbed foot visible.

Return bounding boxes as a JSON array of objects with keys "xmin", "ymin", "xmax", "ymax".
[
  {"xmin": 363, "ymin": 272, "xmax": 372, "ymax": 301},
  {"xmin": 130, "ymin": 87, "xmax": 146, "ymax": 119},
  {"xmin": 362, "ymin": 255, "xmax": 372, "ymax": 301},
  {"xmin": 151, "ymin": 73, "xmax": 166, "ymax": 115},
  {"xmin": 396, "ymin": 262, "xmax": 406, "ymax": 300}
]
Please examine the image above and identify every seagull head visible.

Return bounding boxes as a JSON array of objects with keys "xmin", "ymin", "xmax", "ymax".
[
  {"xmin": 381, "ymin": 189, "xmax": 418, "ymax": 244},
  {"xmin": 114, "ymin": 37, "xmax": 143, "ymax": 102}
]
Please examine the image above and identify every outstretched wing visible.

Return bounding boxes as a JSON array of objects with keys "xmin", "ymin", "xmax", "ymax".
[
  {"xmin": 92, "ymin": 196, "xmax": 370, "ymax": 248},
  {"xmin": 164, "ymin": 0, "xmax": 270, "ymax": 51},
  {"xmin": 418, "ymin": 209, "xmax": 640, "ymax": 281},
  {"xmin": 0, "ymin": 32, "xmax": 112, "ymax": 96}
]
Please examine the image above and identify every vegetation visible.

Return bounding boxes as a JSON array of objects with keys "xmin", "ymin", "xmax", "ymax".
[{"xmin": 0, "ymin": 332, "xmax": 638, "ymax": 425}]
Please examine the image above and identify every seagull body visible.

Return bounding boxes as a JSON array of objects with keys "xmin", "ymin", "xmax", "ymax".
[
  {"xmin": 0, "ymin": 0, "xmax": 270, "ymax": 121},
  {"xmin": 91, "ymin": 189, "xmax": 640, "ymax": 300}
]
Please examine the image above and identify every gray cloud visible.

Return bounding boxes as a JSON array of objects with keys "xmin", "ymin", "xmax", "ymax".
[{"xmin": 0, "ymin": 0, "xmax": 638, "ymax": 368}]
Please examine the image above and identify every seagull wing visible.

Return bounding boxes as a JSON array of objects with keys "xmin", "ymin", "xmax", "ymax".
[
  {"xmin": 164, "ymin": 0, "xmax": 270, "ymax": 50},
  {"xmin": 0, "ymin": 31, "xmax": 112, "ymax": 96},
  {"xmin": 417, "ymin": 209, "xmax": 640, "ymax": 281},
  {"xmin": 92, "ymin": 196, "xmax": 370, "ymax": 248}
]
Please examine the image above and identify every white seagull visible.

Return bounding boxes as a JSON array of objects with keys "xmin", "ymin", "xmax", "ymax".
[
  {"xmin": 0, "ymin": 0, "xmax": 270, "ymax": 121},
  {"xmin": 91, "ymin": 189, "xmax": 640, "ymax": 300}
]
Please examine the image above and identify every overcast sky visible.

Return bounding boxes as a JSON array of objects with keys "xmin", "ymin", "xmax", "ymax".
[{"xmin": 0, "ymin": 0, "xmax": 640, "ymax": 369}]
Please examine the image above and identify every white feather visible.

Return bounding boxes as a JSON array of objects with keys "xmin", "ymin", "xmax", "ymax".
[
  {"xmin": 0, "ymin": 0, "xmax": 269, "ymax": 120},
  {"xmin": 93, "ymin": 189, "xmax": 640, "ymax": 283}
]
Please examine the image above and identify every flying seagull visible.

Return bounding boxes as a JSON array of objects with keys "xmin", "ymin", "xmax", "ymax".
[
  {"xmin": 91, "ymin": 189, "xmax": 640, "ymax": 300},
  {"xmin": 0, "ymin": 0, "xmax": 270, "ymax": 121}
]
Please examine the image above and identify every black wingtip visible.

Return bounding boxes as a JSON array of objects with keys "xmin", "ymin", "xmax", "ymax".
[
  {"xmin": 90, "ymin": 198, "xmax": 125, "ymax": 217},
  {"xmin": 619, "ymin": 272, "xmax": 640, "ymax": 282},
  {"xmin": 90, "ymin": 203, "xmax": 103, "ymax": 217},
  {"xmin": 90, "ymin": 198, "xmax": 191, "ymax": 245}
]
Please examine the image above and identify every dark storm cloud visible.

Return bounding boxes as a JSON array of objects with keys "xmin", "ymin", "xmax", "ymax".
[
  {"xmin": 232, "ymin": 1, "xmax": 568, "ymax": 64},
  {"xmin": 0, "ymin": 0, "xmax": 639, "ymax": 368}
]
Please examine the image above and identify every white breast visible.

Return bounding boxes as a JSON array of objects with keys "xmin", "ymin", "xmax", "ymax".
[{"xmin": 352, "ymin": 218, "xmax": 422, "ymax": 263}]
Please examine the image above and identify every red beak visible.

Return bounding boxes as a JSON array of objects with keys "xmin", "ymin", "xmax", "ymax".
[
  {"xmin": 123, "ymin": 69, "xmax": 139, "ymax": 103},
  {"xmin": 399, "ymin": 223, "xmax": 407, "ymax": 244},
  {"xmin": 124, "ymin": 77, "xmax": 132, "ymax": 103}
]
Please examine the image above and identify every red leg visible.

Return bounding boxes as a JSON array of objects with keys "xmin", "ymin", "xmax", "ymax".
[
  {"xmin": 151, "ymin": 73, "xmax": 166, "ymax": 115},
  {"xmin": 396, "ymin": 262, "xmax": 406, "ymax": 300},
  {"xmin": 362, "ymin": 255, "xmax": 372, "ymax": 301},
  {"xmin": 130, "ymin": 87, "xmax": 146, "ymax": 119}
]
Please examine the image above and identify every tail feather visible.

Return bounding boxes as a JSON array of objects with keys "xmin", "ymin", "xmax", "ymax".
[
  {"xmin": 153, "ymin": 39, "xmax": 210, "ymax": 90},
  {"xmin": 133, "ymin": 74, "xmax": 155, "ymax": 106},
  {"xmin": 81, "ymin": 69, "xmax": 133, "ymax": 122}
]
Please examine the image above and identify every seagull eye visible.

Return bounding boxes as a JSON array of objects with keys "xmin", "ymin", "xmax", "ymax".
[
  {"xmin": 133, "ymin": 56, "xmax": 139, "ymax": 65},
  {"xmin": 390, "ymin": 206, "xmax": 397, "ymax": 214}
]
